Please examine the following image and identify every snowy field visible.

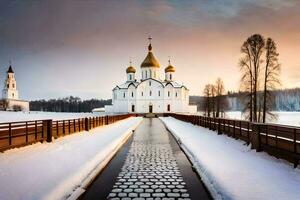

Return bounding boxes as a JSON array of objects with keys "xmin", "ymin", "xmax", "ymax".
[
  {"xmin": 225, "ymin": 111, "xmax": 300, "ymax": 127},
  {"xmin": 0, "ymin": 117, "xmax": 143, "ymax": 200},
  {"xmin": 0, "ymin": 111, "xmax": 108, "ymax": 123},
  {"xmin": 161, "ymin": 117, "xmax": 300, "ymax": 200}
]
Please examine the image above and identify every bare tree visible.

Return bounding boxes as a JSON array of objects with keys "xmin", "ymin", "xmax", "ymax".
[
  {"xmin": 203, "ymin": 84, "xmax": 211, "ymax": 117},
  {"xmin": 239, "ymin": 34, "xmax": 281, "ymax": 123},
  {"xmin": 262, "ymin": 38, "xmax": 281, "ymax": 122},
  {"xmin": 239, "ymin": 42, "xmax": 254, "ymax": 121},
  {"xmin": 247, "ymin": 34, "xmax": 265, "ymax": 122},
  {"xmin": 215, "ymin": 78, "xmax": 225, "ymax": 117},
  {"xmin": 210, "ymin": 84, "xmax": 216, "ymax": 117}
]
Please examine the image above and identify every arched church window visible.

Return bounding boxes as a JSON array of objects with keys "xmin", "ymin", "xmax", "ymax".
[
  {"xmin": 12, "ymin": 84, "xmax": 15, "ymax": 88},
  {"xmin": 170, "ymin": 74, "xmax": 172, "ymax": 80},
  {"xmin": 168, "ymin": 91, "xmax": 170, "ymax": 97},
  {"xmin": 150, "ymin": 91, "xmax": 152, "ymax": 96},
  {"xmin": 12, "ymin": 93, "xmax": 14, "ymax": 98},
  {"xmin": 142, "ymin": 92, "xmax": 143, "ymax": 96},
  {"xmin": 123, "ymin": 92, "xmax": 125, "ymax": 98},
  {"xmin": 129, "ymin": 74, "xmax": 132, "ymax": 80},
  {"xmin": 158, "ymin": 90, "xmax": 160, "ymax": 96},
  {"xmin": 176, "ymin": 92, "xmax": 178, "ymax": 97},
  {"xmin": 149, "ymin": 81, "xmax": 151, "ymax": 86},
  {"xmin": 131, "ymin": 92, "xmax": 134, "ymax": 97},
  {"xmin": 7, "ymin": 84, "xmax": 9, "ymax": 88}
]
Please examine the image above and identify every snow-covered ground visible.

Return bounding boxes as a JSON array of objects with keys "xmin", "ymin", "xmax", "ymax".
[
  {"xmin": 161, "ymin": 117, "xmax": 300, "ymax": 200},
  {"xmin": 225, "ymin": 111, "xmax": 300, "ymax": 126},
  {"xmin": 0, "ymin": 111, "xmax": 108, "ymax": 123},
  {"xmin": 0, "ymin": 117, "xmax": 143, "ymax": 200}
]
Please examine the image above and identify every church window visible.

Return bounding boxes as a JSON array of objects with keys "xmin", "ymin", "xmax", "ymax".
[
  {"xmin": 142, "ymin": 92, "xmax": 143, "ymax": 96},
  {"xmin": 123, "ymin": 92, "xmax": 125, "ymax": 98},
  {"xmin": 167, "ymin": 104, "xmax": 170, "ymax": 111},
  {"xmin": 158, "ymin": 90, "xmax": 160, "ymax": 96},
  {"xmin": 168, "ymin": 91, "xmax": 170, "ymax": 97},
  {"xmin": 12, "ymin": 84, "xmax": 15, "ymax": 88},
  {"xmin": 170, "ymin": 74, "xmax": 172, "ymax": 80},
  {"xmin": 146, "ymin": 71, "xmax": 148, "ymax": 78},
  {"xmin": 131, "ymin": 92, "xmax": 134, "ymax": 97},
  {"xmin": 149, "ymin": 70, "xmax": 152, "ymax": 78},
  {"xmin": 7, "ymin": 84, "xmax": 9, "ymax": 88},
  {"xmin": 149, "ymin": 81, "xmax": 151, "ymax": 86},
  {"xmin": 129, "ymin": 74, "xmax": 132, "ymax": 80},
  {"xmin": 150, "ymin": 91, "xmax": 152, "ymax": 96},
  {"xmin": 12, "ymin": 93, "xmax": 14, "ymax": 98},
  {"xmin": 176, "ymin": 92, "xmax": 178, "ymax": 97}
]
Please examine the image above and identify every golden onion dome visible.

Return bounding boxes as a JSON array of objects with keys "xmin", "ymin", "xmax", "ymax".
[
  {"xmin": 141, "ymin": 44, "xmax": 160, "ymax": 68},
  {"xmin": 165, "ymin": 60, "xmax": 175, "ymax": 73},
  {"xmin": 126, "ymin": 65, "xmax": 136, "ymax": 73}
]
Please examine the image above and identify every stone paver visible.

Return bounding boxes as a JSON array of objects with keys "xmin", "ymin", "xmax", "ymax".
[{"xmin": 107, "ymin": 118, "xmax": 191, "ymax": 199}]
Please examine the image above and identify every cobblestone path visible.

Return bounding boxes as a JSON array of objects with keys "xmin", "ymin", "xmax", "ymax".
[{"xmin": 107, "ymin": 118, "xmax": 191, "ymax": 200}]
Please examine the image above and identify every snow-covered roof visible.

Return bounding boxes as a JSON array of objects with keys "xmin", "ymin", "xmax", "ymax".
[
  {"xmin": 163, "ymin": 81, "xmax": 188, "ymax": 89},
  {"xmin": 113, "ymin": 79, "xmax": 188, "ymax": 90},
  {"xmin": 113, "ymin": 81, "xmax": 139, "ymax": 90}
]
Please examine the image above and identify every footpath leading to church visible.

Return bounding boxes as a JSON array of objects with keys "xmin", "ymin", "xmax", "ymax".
[{"xmin": 81, "ymin": 118, "xmax": 211, "ymax": 200}]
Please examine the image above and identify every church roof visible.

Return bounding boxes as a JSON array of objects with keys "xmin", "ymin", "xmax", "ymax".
[
  {"xmin": 165, "ymin": 60, "xmax": 176, "ymax": 73},
  {"xmin": 141, "ymin": 44, "xmax": 160, "ymax": 68},
  {"xmin": 7, "ymin": 65, "xmax": 14, "ymax": 73},
  {"xmin": 114, "ymin": 79, "xmax": 187, "ymax": 90},
  {"xmin": 126, "ymin": 66, "xmax": 136, "ymax": 73}
]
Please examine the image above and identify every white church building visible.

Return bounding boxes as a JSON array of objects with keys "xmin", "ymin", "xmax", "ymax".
[
  {"xmin": 105, "ymin": 39, "xmax": 196, "ymax": 114},
  {"xmin": 0, "ymin": 65, "xmax": 29, "ymax": 111}
]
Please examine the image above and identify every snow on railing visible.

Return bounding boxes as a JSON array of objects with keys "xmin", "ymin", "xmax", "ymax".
[
  {"xmin": 0, "ymin": 114, "xmax": 135, "ymax": 151},
  {"xmin": 167, "ymin": 113, "xmax": 300, "ymax": 168}
]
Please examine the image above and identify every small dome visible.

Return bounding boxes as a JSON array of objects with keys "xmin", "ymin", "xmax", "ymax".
[
  {"xmin": 126, "ymin": 65, "xmax": 136, "ymax": 73},
  {"xmin": 165, "ymin": 60, "xmax": 175, "ymax": 73}
]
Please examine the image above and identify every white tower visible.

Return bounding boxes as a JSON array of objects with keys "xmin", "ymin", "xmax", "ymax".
[
  {"xmin": 126, "ymin": 61, "xmax": 136, "ymax": 82},
  {"xmin": 141, "ymin": 37, "xmax": 160, "ymax": 80},
  {"xmin": 165, "ymin": 59, "xmax": 175, "ymax": 82},
  {"xmin": 2, "ymin": 65, "xmax": 19, "ymax": 100}
]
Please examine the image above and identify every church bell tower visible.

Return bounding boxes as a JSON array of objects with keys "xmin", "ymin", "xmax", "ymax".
[{"xmin": 2, "ymin": 65, "xmax": 19, "ymax": 100}]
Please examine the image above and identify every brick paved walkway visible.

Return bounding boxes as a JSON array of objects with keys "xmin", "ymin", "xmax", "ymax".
[{"xmin": 107, "ymin": 118, "xmax": 190, "ymax": 199}]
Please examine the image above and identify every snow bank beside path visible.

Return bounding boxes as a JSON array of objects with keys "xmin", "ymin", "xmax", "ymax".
[
  {"xmin": 0, "ymin": 117, "xmax": 143, "ymax": 200},
  {"xmin": 161, "ymin": 117, "xmax": 300, "ymax": 200},
  {"xmin": 0, "ymin": 111, "xmax": 106, "ymax": 123}
]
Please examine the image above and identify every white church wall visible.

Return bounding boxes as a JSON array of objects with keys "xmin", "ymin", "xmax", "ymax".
[{"xmin": 6, "ymin": 99, "xmax": 29, "ymax": 111}]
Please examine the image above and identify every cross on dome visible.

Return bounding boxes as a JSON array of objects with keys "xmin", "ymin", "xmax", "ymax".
[{"xmin": 147, "ymin": 36, "xmax": 153, "ymax": 52}]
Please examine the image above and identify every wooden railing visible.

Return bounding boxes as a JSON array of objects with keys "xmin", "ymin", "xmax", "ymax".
[
  {"xmin": 168, "ymin": 113, "xmax": 300, "ymax": 168},
  {"xmin": 0, "ymin": 114, "xmax": 134, "ymax": 151}
]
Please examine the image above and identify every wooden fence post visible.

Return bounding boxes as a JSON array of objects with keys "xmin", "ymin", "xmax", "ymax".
[
  {"xmin": 43, "ymin": 119, "xmax": 52, "ymax": 142},
  {"xmin": 105, "ymin": 116, "xmax": 109, "ymax": 125},
  {"xmin": 250, "ymin": 123, "xmax": 261, "ymax": 152},
  {"xmin": 218, "ymin": 118, "xmax": 221, "ymax": 134},
  {"xmin": 85, "ymin": 118, "xmax": 90, "ymax": 131}
]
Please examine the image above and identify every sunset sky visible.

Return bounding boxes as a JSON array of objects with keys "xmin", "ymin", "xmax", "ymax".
[{"xmin": 0, "ymin": 0, "xmax": 299, "ymax": 100}]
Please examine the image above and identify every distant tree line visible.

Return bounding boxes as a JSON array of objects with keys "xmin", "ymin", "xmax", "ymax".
[
  {"xmin": 190, "ymin": 88, "xmax": 300, "ymax": 113},
  {"xmin": 30, "ymin": 96, "xmax": 112, "ymax": 112}
]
